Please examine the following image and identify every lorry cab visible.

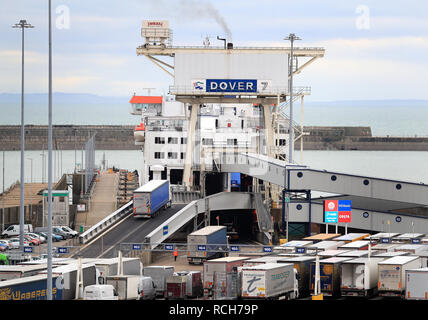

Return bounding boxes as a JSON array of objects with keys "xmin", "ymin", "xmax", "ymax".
[
  {"xmin": 137, "ymin": 276, "xmax": 156, "ymax": 300},
  {"xmin": 293, "ymin": 268, "xmax": 299, "ymax": 299},
  {"xmin": 83, "ymin": 284, "xmax": 119, "ymax": 300}
]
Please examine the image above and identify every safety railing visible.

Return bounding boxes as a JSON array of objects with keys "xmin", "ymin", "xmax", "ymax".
[{"xmin": 78, "ymin": 200, "xmax": 133, "ymax": 244}]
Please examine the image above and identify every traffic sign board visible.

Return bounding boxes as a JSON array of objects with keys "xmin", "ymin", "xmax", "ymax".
[
  {"xmin": 295, "ymin": 247, "xmax": 306, "ymax": 254},
  {"xmin": 132, "ymin": 244, "xmax": 142, "ymax": 250},
  {"xmin": 23, "ymin": 247, "xmax": 33, "ymax": 253},
  {"xmin": 263, "ymin": 246, "xmax": 273, "ymax": 253},
  {"xmin": 57, "ymin": 247, "xmax": 68, "ymax": 254},
  {"xmin": 197, "ymin": 245, "xmax": 206, "ymax": 251},
  {"xmin": 165, "ymin": 244, "xmax": 174, "ymax": 250},
  {"xmin": 230, "ymin": 246, "xmax": 240, "ymax": 252}
]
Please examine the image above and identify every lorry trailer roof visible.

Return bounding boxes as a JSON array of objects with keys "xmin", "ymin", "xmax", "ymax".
[
  {"xmin": 342, "ymin": 257, "xmax": 385, "ymax": 264},
  {"xmin": 189, "ymin": 225, "xmax": 226, "ymax": 236},
  {"xmin": 205, "ymin": 256, "xmax": 249, "ymax": 263},
  {"xmin": 378, "ymin": 256, "xmax": 420, "ymax": 265},
  {"xmin": 319, "ymin": 257, "xmax": 353, "ymax": 264},
  {"xmin": 241, "ymin": 262, "xmax": 293, "ymax": 270},
  {"xmin": 134, "ymin": 180, "xmax": 168, "ymax": 193},
  {"xmin": 406, "ymin": 267, "xmax": 428, "ymax": 272}
]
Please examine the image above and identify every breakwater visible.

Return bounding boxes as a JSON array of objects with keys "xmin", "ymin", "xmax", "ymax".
[
  {"xmin": 1, "ymin": 125, "xmax": 428, "ymax": 151},
  {"xmin": 0, "ymin": 125, "xmax": 139, "ymax": 151}
]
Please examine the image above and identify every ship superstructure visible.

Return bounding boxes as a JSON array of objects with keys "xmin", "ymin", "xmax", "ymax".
[{"xmin": 130, "ymin": 95, "xmax": 293, "ymax": 197}]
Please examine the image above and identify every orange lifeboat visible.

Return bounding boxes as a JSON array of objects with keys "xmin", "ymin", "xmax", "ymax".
[{"xmin": 134, "ymin": 122, "xmax": 145, "ymax": 143}]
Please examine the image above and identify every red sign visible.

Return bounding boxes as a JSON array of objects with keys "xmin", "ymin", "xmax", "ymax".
[
  {"xmin": 324, "ymin": 200, "xmax": 338, "ymax": 212},
  {"xmin": 338, "ymin": 212, "xmax": 352, "ymax": 223}
]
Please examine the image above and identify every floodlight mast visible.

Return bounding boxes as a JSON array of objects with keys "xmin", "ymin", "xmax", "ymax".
[{"xmin": 12, "ymin": 19, "xmax": 34, "ymax": 251}]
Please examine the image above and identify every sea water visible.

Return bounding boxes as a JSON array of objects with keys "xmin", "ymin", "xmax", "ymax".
[{"xmin": 1, "ymin": 149, "xmax": 427, "ymax": 191}]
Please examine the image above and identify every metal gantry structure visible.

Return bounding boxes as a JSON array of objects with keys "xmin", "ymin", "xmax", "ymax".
[{"xmin": 136, "ymin": 23, "xmax": 325, "ymax": 195}]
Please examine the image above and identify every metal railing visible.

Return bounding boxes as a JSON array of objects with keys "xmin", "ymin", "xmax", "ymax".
[
  {"xmin": 169, "ymin": 85, "xmax": 290, "ymax": 96},
  {"xmin": 78, "ymin": 201, "xmax": 133, "ymax": 244}
]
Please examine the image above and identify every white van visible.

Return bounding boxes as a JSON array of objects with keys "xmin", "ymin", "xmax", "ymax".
[
  {"xmin": 137, "ymin": 276, "xmax": 156, "ymax": 300},
  {"xmin": 83, "ymin": 284, "xmax": 119, "ymax": 300},
  {"xmin": 1, "ymin": 224, "xmax": 33, "ymax": 238}
]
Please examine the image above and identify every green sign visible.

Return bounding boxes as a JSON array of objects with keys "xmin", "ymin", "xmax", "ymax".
[{"xmin": 43, "ymin": 191, "xmax": 69, "ymax": 197}]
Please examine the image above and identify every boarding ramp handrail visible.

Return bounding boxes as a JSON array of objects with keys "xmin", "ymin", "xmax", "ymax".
[{"xmin": 79, "ymin": 200, "xmax": 133, "ymax": 244}]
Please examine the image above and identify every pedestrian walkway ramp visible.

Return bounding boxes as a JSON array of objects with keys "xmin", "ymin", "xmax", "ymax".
[{"xmin": 219, "ymin": 153, "xmax": 428, "ymax": 207}]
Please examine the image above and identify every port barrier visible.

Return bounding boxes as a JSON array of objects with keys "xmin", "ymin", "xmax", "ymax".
[
  {"xmin": 78, "ymin": 200, "xmax": 134, "ymax": 245},
  {"xmin": 119, "ymin": 241, "xmax": 322, "ymax": 256}
]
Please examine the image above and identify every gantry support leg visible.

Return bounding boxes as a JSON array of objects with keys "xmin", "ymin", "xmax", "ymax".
[{"xmin": 183, "ymin": 104, "xmax": 199, "ymax": 190}]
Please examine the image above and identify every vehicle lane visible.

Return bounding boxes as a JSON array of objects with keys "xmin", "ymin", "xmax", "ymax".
[{"xmin": 79, "ymin": 204, "xmax": 185, "ymax": 258}]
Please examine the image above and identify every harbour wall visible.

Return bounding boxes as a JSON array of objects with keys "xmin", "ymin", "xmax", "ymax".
[{"xmin": 1, "ymin": 125, "xmax": 428, "ymax": 151}]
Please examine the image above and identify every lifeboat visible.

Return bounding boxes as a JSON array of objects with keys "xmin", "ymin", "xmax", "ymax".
[{"xmin": 134, "ymin": 122, "xmax": 145, "ymax": 144}]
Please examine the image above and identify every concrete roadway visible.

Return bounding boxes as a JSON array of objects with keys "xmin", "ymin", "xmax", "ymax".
[{"xmin": 77, "ymin": 204, "xmax": 186, "ymax": 259}]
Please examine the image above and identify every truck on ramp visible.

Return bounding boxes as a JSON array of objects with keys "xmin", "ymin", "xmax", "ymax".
[{"xmin": 133, "ymin": 180, "xmax": 170, "ymax": 218}]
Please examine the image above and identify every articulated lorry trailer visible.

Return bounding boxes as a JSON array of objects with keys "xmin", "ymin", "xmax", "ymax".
[
  {"xmin": 187, "ymin": 226, "xmax": 227, "ymax": 264},
  {"xmin": 340, "ymin": 257, "xmax": 385, "ymax": 297},
  {"xmin": 241, "ymin": 263, "xmax": 298, "ymax": 300},
  {"xmin": 378, "ymin": 256, "xmax": 421, "ymax": 298},
  {"xmin": 133, "ymin": 180, "xmax": 170, "ymax": 218},
  {"xmin": 405, "ymin": 267, "xmax": 428, "ymax": 300},
  {"xmin": 0, "ymin": 274, "xmax": 63, "ymax": 300}
]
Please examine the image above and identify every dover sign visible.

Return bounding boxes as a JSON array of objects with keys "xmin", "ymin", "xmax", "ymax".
[{"xmin": 192, "ymin": 79, "xmax": 271, "ymax": 93}]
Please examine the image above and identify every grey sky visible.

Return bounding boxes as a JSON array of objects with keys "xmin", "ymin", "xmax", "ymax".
[{"xmin": 1, "ymin": 0, "xmax": 428, "ymax": 101}]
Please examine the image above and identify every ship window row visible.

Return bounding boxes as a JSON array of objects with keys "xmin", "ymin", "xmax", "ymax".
[
  {"xmin": 154, "ymin": 152, "xmax": 185, "ymax": 159},
  {"xmin": 155, "ymin": 137, "xmax": 186, "ymax": 144}
]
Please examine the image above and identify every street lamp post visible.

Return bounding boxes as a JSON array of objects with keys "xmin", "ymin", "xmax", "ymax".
[
  {"xmin": 12, "ymin": 19, "xmax": 34, "ymax": 250},
  {"xmin": 47, "ymin": 0, "xmax": 54, "ymax": 300},
  {"xmin": 282, "ymin": 33, "xmax": 301, "ymax": 241},
  {"xmin": 284, "ymin": 33, "xmax": 301, "ymax": 164}
]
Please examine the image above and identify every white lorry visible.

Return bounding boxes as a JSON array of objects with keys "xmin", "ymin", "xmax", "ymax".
[
  {"xmin": 241, "ymin": 263, "xmax": 298, "ymax": 300},
  {"xmin": 143, "ymin": 265, "xmax": 174, "ymax": 296},
  {"xmin": 106, "ymin": 275, "xmax": 140, "ymax": 300},
  {"xmin": 378, "ymin": 256, "xmax": 421, "ymax": 297},
  {"xmin": 340, "ymin": 257, "xmax": 385, "ymax": 297},
  {"xmin": 405, "ymin": 267, "xmax": 428, "ymax": 300}
]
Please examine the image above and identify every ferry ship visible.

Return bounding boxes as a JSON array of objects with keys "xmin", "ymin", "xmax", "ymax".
[{"xmin": 129, "ymin": 94, "xmax": 293, "ymax": 197}]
